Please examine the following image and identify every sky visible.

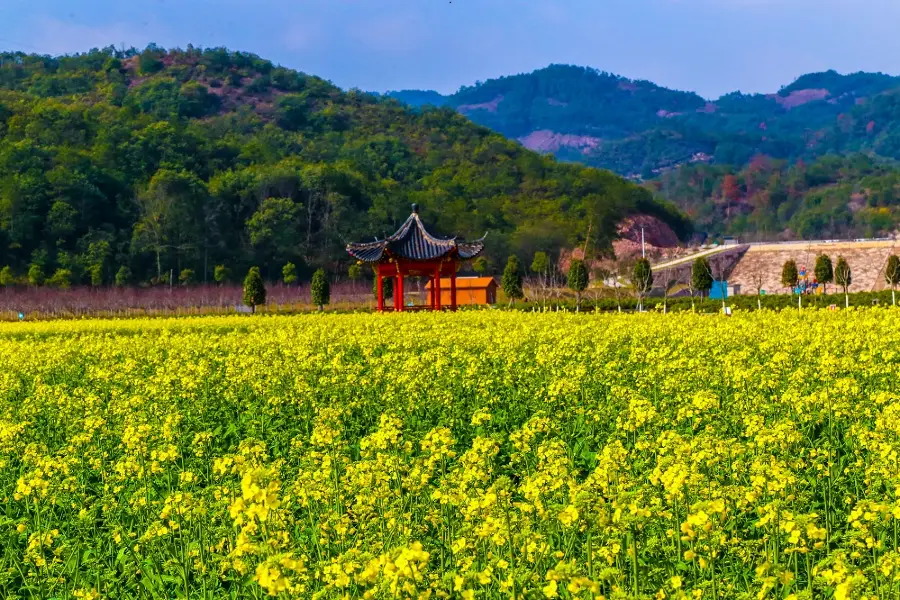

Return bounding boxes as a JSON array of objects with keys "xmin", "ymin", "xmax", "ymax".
[{"xmin": 0, "ymin": 0, "xmax": 898, "ymax": 99}]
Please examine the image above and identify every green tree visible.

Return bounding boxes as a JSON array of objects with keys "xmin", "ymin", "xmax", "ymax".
[
  {"xmin": 282, "ymin": 262, "xmax": 298, "ymax": 286},
  {"xmin": 115, "ymin": 266, "xmax": 131, "ymax": 287},
  {"xmin": 242, "ymin": 266, "xmax": 266, "ymax": 313},
  {"xmin": 214, "ymin": 265, "xmax": 231, "ymax": 286},
  {"xmin": 49, "ymin": 268, "xmax": 72, "ymax": 289},
  {"xmin": 90, "ymin": 263, "xmax": 104, "ymax": 287},
  {"xmin": 632, "ymin": 258, "xmax": 653, "ymax": 312},
  {"xmin": 567, "ymin": 258, "xmax": 589, "ymax": 310},
  {"xmin": 348, "ymin": 263, "xmax": 361, "ymax": 281},
  {"xmin": 885, "ymin": 255, "xmax": 900, "ymax": 306},
  {"xmin": 531, "ymin": 252, "xmax": 550, "ymax": 276},
  {"xmin": 501, "ymin": 255, "xmax": 524, "ymax": 306},
  {"xmin": 472, "ymin": 256, "xmax": 488, "ymax": 274},
  {"xmin": 247, "ymin": 198, "xmax": 302, "ymax": 270},
  {"xmin": 179, "ymin": 269, "xmax": 195, "ymax": 286},
  {"xmin": 835, "ymin": 256, "xmax": 852, "ymax": 308},
  {"xmin": 311, "ymin": 268, "xmax": 330, "ymax": 311},
  {"xmin": 781, "ymin": 260, "xmax": 799, "ymax": 294},
  {"xmin": 0, "ymin": 266, "xmax": 14, "ymax": 287},
  {"xmin": 814, "ymin": 254, "xmax": 833, "ymax": 294},
  {"xmin": 691, "ymin": 257, "xmax": 713, "ymax": 302},
  {"xmin": 27, "ymin": 263, "xmax": 44, "ymax": 287}
]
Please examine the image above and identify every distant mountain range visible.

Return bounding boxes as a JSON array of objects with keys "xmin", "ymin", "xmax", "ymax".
[{"xmin": 385, "ymin": 65, "xmax": 900, "ymax": 178}]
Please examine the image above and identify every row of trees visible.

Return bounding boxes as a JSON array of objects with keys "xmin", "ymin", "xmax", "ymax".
[
  {"xmin": 780, "ymin": 253, "xmax": 900, "ymax": 308},
  {"xmin": 240, "ymin": 266, "xmax": 331, "ymax": 312}
]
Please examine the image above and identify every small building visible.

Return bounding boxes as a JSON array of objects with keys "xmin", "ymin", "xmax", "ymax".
[{"xmin": 426, "ymin": 277, "xmax": 497, "ymax": 306}]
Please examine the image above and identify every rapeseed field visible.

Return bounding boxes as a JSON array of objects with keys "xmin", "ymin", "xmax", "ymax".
[{"xmin": 0, "ymin": 310, "xmax": 897, "ymax": 599}]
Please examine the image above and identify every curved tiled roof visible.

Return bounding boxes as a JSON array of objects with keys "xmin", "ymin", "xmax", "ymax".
[{"xmin": 347, "ymin": 206, "xmax": 486, "ymax": 263}]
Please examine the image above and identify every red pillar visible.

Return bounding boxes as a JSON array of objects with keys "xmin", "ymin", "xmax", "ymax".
[
  {"xmin": 434, "ymin": 266, "xmax": 442, "ymax": 311},
  {"xmin": 376, "ymin": 271, "xmax": 384, "ymax": 312},
  {"xmin": 450, "ymin": 268, "xmax": 457, "ymax": 311},
  {"xmin": 395, "ymin": 272, "xmax": 404, "ymax": 312}
]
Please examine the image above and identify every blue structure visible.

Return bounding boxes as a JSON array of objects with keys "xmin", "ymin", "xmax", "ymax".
[{"xmin": 710, "ymin": 280, "xmax": 728, "ymax": 300}]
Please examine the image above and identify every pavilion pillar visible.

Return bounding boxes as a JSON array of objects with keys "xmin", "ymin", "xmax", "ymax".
[
  {"xmin": 450, "ymin": 268, "xmax": 457, "ymax": 311},
  {"xmin": 434, "ymin": 266, "xmax": 442, "ymax": 311},
  {"xmin": 395, "ymin": 272, "xmax": 404, "ymax": 312},
  {"xmin": 376, "ymin": 271, "xmax": 384, "ymax": 312},
  {"xmin": 429, "ymin": 275, "xmax": 436, "ymax": 309}
]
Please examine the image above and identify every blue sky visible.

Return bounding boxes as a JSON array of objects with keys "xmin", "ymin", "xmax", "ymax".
[{"xmin": 0, "ymin": 0, "xmax": 898, "ymax": 99}]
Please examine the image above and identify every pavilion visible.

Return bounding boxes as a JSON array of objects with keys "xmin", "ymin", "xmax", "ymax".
[{"xmin": 346, "ymin": 204, "xmax": 486, "ymax": 311}]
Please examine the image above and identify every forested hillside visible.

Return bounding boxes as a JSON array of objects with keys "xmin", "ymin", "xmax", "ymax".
[
  {"xmin": 651, "ymin": 153, "xmax": 900, "ymax": 240},
  {"xmin": 0, "ymin": 46, "xmax": 690, "ymax": 286},
  {"xmin": 388, "ymin": 65, "xmax": 900, "ymax": 177}
]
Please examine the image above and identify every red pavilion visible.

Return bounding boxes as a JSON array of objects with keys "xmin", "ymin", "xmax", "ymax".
[{"xmin": 346, "ymin": 204, "xmax": 485, "ymax": 311}]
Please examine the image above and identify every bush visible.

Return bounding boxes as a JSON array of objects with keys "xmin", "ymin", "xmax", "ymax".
[{"xmin": 179, "ymin": 269, "xmax": 195, "ymax": 286}]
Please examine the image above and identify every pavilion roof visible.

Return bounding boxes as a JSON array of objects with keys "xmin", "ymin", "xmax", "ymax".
[{"xmin": 346, "ymin": 205, "xmax": 485, "ymax": 263}]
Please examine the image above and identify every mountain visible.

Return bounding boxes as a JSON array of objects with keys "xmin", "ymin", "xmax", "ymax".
[
  {"xmin": 0, "ymin": 47, "xmax": 691, "ymax": 286},
  {"xmin": 388, "ymin": 65, "xmax": 900, "ymax": 178}
]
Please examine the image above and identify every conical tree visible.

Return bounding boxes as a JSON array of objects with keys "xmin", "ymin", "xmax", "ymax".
[
  {"xmin": 885, "ymin": 255, "xmax": 900, "ymax": 306},
  {"xmin": 691, "ymin": 257, "xmax": 713, "ymax": 301},
  {"xmin": 814, "ymin": 254, "xmax": 833, "ymax": 294},
  {"xmin": 311, "ymin": 268, "xmax": 330, "ymax": 311},
  {"xmin": 242, "ymin": 266, "xmax": 266, "ymax": 313},
  {"xmin": 502, "ymin": 255, "xmax": 524, "ymax": 306},
  {"xmin": 781, "ymin": 260, "xmax": 799, "ymax": 294},
  {"xmin": 567, "ymin": 258, "xmax": 589, "ymax": 311},
  {"xmin": 282, "ymin": 262, "xmax": 298, "ymax": 286},
  {"xmin": 835, "ymin": 256, "xmax": 852, "ymax": 308}
]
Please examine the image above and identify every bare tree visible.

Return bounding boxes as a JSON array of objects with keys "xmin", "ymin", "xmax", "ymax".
[
  {"xmin": 659, "ymin": 268, "xmax": 677, "ymax": 314},
  {"xmin": 747, "ymin": 257, "xmax": 766, "ymax": 310}
]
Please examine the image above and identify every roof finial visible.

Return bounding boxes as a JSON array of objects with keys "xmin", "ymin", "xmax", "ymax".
[{"xmin": 411, "ymin": 203, "xmax": 419, "ymax": 214}]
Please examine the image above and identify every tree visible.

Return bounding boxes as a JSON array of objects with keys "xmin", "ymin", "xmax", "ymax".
[
  {"xmin": 115, "ymin": 266, "xmax": 131, "ymax": 287},
  {"xmin": 27, "ymin": 263, "xmax": 44, "ymax": 287},
  {"xmin": 532, "ymin": 251, "xmax": 551, "ymax": 306},
  {"xmin": 0, "ymin": 266, "xmax": 14, "ymax": 288},
  {"xmin": 373, "ymin": 271, "xmax": 393, "ymax": 300},
  {"xmin": 179, "ymin": 269, "xmax": 195, "ymax": 286},
  {"xmin": 502, "ymin": 255, "xmax": 524, "ymax": 306},
  {"xmin": 49, "ymin": 268, "xmax": 72, "ymax": 289},
  {"xmin": 691, "ymin": 257, "xmax": 713, "ymax": 304},
  {"xmin": 658, "ymin": 268, "xmax": 677, "ymax": 314},
  {"xmin": 348, "ymin": 263, "xmax": 361, "ymax": 281},
  {"xmin": 90, "ymin": 263, "xmax": 104, "ymax": 287},
  {"xmin": 242, "ymin": 267, "xmax": 266, "ymax": 313},
  {"xmin": 781, "ymin": 260, "xmax": 799, "ymax": 294},
  {"xmin": 567, "ymin": 258, "xmax": 589, "ymax": 311},
  {"xmin": 282, "ymin": 262, "xmax": 298, "ymax": 286},
  {"xmin": 632, "ymin": 258, "xmax": 653, "ymax": 312},
  {"xmin": 214, "ymin": 265, "xmax": 231, "ymax": 286},
  {"xmin": 745, "ymin": 258, "xmax": 767, "ymax": 310},
  {"xmin": 311, "ymin": 268, "xmax": 330, "ymax": 311},
  {"xmin": 885, "ymin": 255, "xmax": 900, "ymax": 306},
  {"xmin": 814, "ymin": 254, "xmax": 833, "ymax": 295},
  {"xmin": 531, "ymin": 252, "xmax": 550, "ymax": 276},
  {"xmin": 247, "ymin": 198, "xmax": 302, "ymax": 271},
  {"xmin": 472, "ymin": 256, "xmax": 488, "ymax": 275},
  {"xmin": 132, "ymin": 169, "xmax": 208, "ymax": 282},
  {"xmin": 835, "ymin": 256, "xmax": 852, "ymax": 308}
]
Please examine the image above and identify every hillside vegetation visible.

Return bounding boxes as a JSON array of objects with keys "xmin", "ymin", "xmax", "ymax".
[
  {"xmin": 389, "ymin": 65, "xmax": 900, "ymax": 177},
  {"xmin": 0, "ymin": 46, "xmax": 689, "ymax": 287},
  {"xmin": 652, "ymin": 153, "xmax": 900, "ymax": 239}
]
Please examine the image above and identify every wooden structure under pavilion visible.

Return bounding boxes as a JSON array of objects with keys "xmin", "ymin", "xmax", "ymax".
[{"xmin": 346, "ymin": 204, "xmax": 486, "ymax": 311}]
